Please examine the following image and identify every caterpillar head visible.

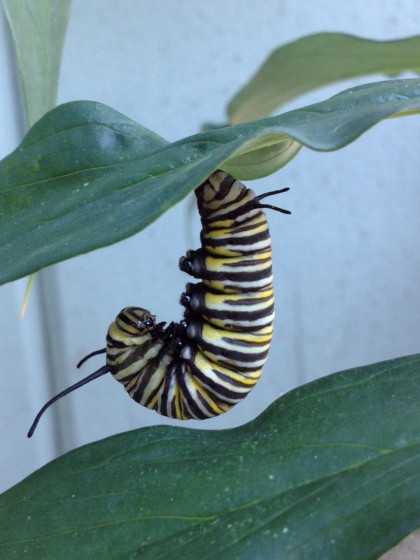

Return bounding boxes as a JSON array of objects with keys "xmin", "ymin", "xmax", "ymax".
[
  {"xmin": 27, "ymin": 306, "xmax": 165, "ymax": 438},
  {"xmin": 109, "ymin": 307, "xmax": 162, "ymax": 344}
]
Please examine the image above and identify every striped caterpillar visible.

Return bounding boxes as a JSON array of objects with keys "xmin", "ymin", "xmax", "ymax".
[{"xmin": 28, "ymin": 171, "xmax": 289, "ymax": 436}]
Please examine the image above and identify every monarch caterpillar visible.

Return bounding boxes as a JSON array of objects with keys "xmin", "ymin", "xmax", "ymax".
[{"xmin": 28, "ymin": 171, "xmax": 289, "ymax": 437}]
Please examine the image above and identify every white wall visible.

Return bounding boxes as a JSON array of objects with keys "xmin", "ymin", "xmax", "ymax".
[{"xmin": 1, "ymin": 0, "xmax": 419, "ymax": 492}]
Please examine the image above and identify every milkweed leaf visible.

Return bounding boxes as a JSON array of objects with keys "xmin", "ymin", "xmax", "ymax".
[
  {"xmin": 3, "ymin": 0, "xmax": 72, "ymax": 126},
  {"xmin": 0, "ymin": 78, "xmax": 420, "ymax": 285},
  {"xmin": 3, "ymin": 0, "xmax": 72, "ymax": 312},
  {"xmin": 1, "ymin": 354, "xmax": 419, "ymax": 559},
  {"xmin": 228, "ymin": 33, "xmax": 420, "ymax": 123}
]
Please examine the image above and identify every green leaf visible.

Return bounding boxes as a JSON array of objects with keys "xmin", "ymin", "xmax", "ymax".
[
  {"xmin": 228, "ymin": 32, "xmax": 420, "ymax": 124},
  {"xmin": 3, "ymin": 0, "xmax": 72, "ymax": 126},
  {"xmin": 1, "ymin": 78, "xmax": 420, "ymax": 286},
  {"xmin": 3, "ymin": 0, "xmax": 72, "ymax": 312},
  {"xmin": 1, "ymin": 354, "xmax": 419, "ymax": 559}
]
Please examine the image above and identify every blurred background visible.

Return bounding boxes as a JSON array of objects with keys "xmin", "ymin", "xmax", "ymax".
[{"xmin": 1, "ymin": 0, "xmax": 419, "ymax": 492}]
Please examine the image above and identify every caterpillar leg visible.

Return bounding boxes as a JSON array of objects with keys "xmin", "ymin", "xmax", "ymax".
[
  {"xmin": 180, "ymin": 282, "xmax": 274, "ymax": 331},
  {"xmin": 179, "ymin": 248, "xmax": 206, "ymax": 278}
]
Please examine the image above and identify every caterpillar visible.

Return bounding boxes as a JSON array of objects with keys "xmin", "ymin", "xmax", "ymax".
[{"xmin": 27, "ymin": 171, "xmax": 290, "ymax": 437}]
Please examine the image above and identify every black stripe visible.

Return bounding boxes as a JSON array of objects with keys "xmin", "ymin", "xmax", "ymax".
[
  {"xmin": 201, "ymin": 230, "xmax": 270, "ymax": 248},
  {"xmin": 200, "ymin": 267, "xmax": 272, "ymax": 283},
  {"xmin": 175, "ymin": 364, "xmax": 213, "ymax": 419},
  {"xmin": 202, "ymin": 307, "xmax": 274, "ymax": 324},
  {"xmin": 196, "ymin": 338, "xmax": 269, "ymax": 366},
  {"xmin": 129, "ymin": 350, "xmax": 169, "ymax": 404},
  {"xmin": 223, "ymin": 294, "xmax": 274, "ymax": 306},
  {"xmin": 155, "ymin": 362, "xmax": 176, "ymax": 414},
  {"xmin": 203, "ymin": 195, "xmax": 257, "ymax": 218},
  {"xmin": 190, "ymin": 360, "xmax": 254, "ymax": 396},
  {"xmin": 211, "ymin": 255, "xmax": 272, "ymax": 268}
]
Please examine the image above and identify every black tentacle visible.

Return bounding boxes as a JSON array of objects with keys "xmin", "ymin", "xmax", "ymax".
[{"xmin": 27, "ymin": 366, "xmax": 110, "ymax": 438}]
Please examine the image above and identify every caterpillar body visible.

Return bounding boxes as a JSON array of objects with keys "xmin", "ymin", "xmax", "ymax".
[{"xmin": 28, "ymin": 171, "xmax": 289, "ymax": 437}]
